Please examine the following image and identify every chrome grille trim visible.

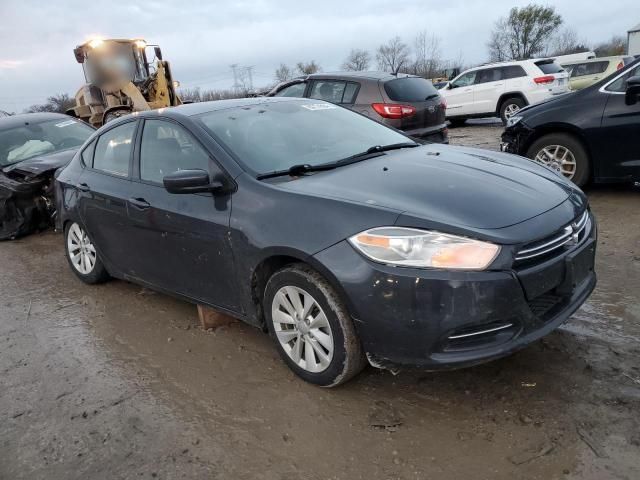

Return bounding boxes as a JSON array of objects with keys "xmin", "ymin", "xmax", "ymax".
[
  {"xmin": 448, "ymin": 323, "xmax": 514, "ymax": 340},
  {"xmin": 515, "ymin": 211, "xmax": 589, "ymax": 262}
]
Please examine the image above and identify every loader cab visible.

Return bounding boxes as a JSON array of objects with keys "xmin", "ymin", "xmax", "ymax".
[{"xmin": 74, "ymin": 39, "xmax": 156, "ymax": 87}]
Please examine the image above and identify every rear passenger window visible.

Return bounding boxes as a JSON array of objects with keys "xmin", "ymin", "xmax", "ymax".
[
  {"xmin": 571, "ymin": 61, "xmax": 609, "ymax": 77},
  {"xmin": 475, "ymin": 68, "xmax": 503, "ymax": 84},
  {"xmin": 140, "ymin": 120, "xmax": 211, "ymax": 184},
  {"xmin": 502, "ymin": 65, "xmax": 527, "ymax": 79},
  {"xmin": 93, "ymin": 122, "xmax": 136, "ymax": 177},
  {"xmin": 81, "ymin": 140, "xmax": 95, "ymax": 167},
  {"xmin": 309, "ymin": 81, "xmax": 347, "ymax": 104},
  {"xmin": 342, "ymin": 82, "xmax": 359, "ymax": 104}
]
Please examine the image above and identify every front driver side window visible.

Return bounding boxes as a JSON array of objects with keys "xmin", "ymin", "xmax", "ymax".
[
  {"xmin": 139, "ymin": 120, "xmax": 211, "ymax": 184},
  {"xmin": 452, "ymin": 71, "xmax": 477, "ymax": 88},
  {"xmin": 274, "ymin": 83, "xmax": 306, "ymax": 98},
  {"xmin": 606, "ymin": 65, "xmax": 640, "ymax": 93}
]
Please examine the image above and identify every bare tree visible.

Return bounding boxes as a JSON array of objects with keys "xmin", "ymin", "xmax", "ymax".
[
  {"xmin": 342, "ymin": 49, "xmax": 371, "ymax": 71},
  {"xmin": 376, "ymin": 36, "xmax": 411, "ymax": 73},
  {"xmin": 487, "ymin": 4, "xmax": 563, "ymax": 61},
  {"xmin": 25, "ymin": 93, "xmax": 75, "ymax": 114},
  {"xmin": 594, "ymin": 35, "xmax": 627, "ymax": 57},
  {"xmin": 412, "ymin": 31, "xmax": 442, "ymax": 78},
  {"xmin": 274, "ymin": 63, "xmax": 294, "ymax": 83},
  {"xmin": 549, "ymin": 27, "xmax": 589, "ymax": 56},
  {"xmin": 296, "ymin": 61, "xmax": 321, "ymax": 75}
]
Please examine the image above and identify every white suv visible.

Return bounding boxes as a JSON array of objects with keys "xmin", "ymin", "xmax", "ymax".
[{"xmin": 440, "ymin": 59, "xmax": 569, "ymax": 125}]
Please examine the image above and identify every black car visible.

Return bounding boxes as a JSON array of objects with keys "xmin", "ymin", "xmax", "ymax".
[
  {"xmin": 501, "ymin": 58, "xmax": 640, "ymax": 186},
  {"xmin": 0, "ymin": 113, "xmax": 95, "ymax": 240},
  {"xmin": 267, "ymin": 71, "xmax": 448, "ymax": 143},
  {"xmin": 56, "ymin": 98, "xmax": 596, "ymax": 386}
]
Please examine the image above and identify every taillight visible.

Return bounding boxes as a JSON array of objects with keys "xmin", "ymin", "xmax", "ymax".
[
  {"xmin": 533, "ymin": 75, "xmax": 555, "ymax": 84},
  {"xmin": 371, "ymin": 103, "xmax": 416, "ymax": 119},
  {"xmin": 617, "ymin": 61, "xmax": 624, "ymax": 70}
]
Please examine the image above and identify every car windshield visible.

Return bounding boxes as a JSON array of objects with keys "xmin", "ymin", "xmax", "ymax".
[
  {"xmin": 197, "ymin": 100, "xmax": 410, "ymax": 175},
  {"xmin": 0, "ymin": 118, "xmax": 94, "ymax": 167}
]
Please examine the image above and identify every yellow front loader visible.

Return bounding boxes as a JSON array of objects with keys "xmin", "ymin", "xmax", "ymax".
[{"xmin": 68, "ymin": 38, "xmax": 182, "ymax": 127}]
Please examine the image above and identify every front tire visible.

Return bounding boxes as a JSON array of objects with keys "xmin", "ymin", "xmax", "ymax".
[
  {"xmin": 64, "ymin": 222, "xmax": 110, "ymax": 284},
  {"xmin": 526, "ymin": 133, "xmax": 590, "ymax": 187},
  {"xmin": 264, "ymin": 264, "xmax": 366, "ymax": 387},
  {"xmin": 499, "ymin": 97, "xmax": 525, "ymax": 125}
]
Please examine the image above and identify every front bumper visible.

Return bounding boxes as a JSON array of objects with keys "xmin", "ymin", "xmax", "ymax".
[
  {"xmin": 500, "ymin": 122, "xmax": 534, "ymax": 155},
  {"xmin": 314, "ymin": 224, "xmax": 596, "ymax": 370}
]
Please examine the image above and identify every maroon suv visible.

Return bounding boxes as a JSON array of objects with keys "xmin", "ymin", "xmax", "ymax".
[{"xmin": 267, "ymin": 71, "xmax": 448, "ymax": 143}]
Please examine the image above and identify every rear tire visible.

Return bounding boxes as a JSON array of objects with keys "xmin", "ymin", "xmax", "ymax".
[
  {"xmin": 64, "ymin": 222, "xmax": 110, "ymax": 284},
  {"xmin": 264, "ymin": 264, "xmax": 366, "ymax": 387},
  {"xmin": 526, "ymin": 133, "xmax": 590, "ymax": 187},
  {"xmin": 499, "ymin": 97, "xmax": 526, "ymax": 125}
]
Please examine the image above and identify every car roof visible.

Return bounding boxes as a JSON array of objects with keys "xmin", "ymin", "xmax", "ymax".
[
  {"xmin": 305, "ymin": 71, "xmax": 416, "ymax": 81},
  {"xmin": 561, "ymin": 56, "xmax": 630, "ymax": 65},
  {"xmin": 138, "ymin": 96, "xmax": 321, "ymax": 118},
  {"xmin": 0, "ymin": 112, "xmax": 73, "ymax": 130}
]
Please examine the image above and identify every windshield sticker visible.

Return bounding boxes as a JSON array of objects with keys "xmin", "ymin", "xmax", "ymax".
[
  {"xmin": 301, "ymin": 103, "xmax": 337, "ymax": 111},
  {"xmin": 55, "ymin": 120, "xmax": 77, "ymax": 128}
]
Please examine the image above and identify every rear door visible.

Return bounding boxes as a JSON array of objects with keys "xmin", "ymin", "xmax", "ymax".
[
  {"xmin": 442, "ymin": 70, "xmax": 477, "ymax": 117},
  {"xmin": 382, "ymin": 77, "xmax": 445, "ymax": 133},
  {"xmin": 472, "ymin": 67, "xmax": 506, "ymax": 115},
  {"xmin": 595, "ymin": 64, "xmax": 640, "ymax": 181},
  {"xmin": 571, "ymin": 61, "xmax": 610, "ymax": 90},
  {"xmin": 125, "ymin": 118, "xmax": 239, "ymax": 309},
  {"xmin": 77, "ymin": 120, "xmax": 137, "ymax": 271}
]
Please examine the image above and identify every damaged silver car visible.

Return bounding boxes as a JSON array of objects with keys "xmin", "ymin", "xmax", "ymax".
[{"xmin": 0, "ymin": 113, "xmax": 94, "ymax": 240}]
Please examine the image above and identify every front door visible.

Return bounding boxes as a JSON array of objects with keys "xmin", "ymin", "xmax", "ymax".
[
  {"xmin": 77, "ymin": 120, "xmax": 136, "ymax": 271},
  {"xmin": 125, "ymin": 118, "xmax": 239, "ymax": 309},
  {"xmin": 443, "ymin": 71, "xmax": 477, "ymax": 117},
  {"xmin": 595, "ymin": 65, "xmax": 640, "ymax": 181},
  {"xmin": 472, "ymin": 67, "xmax": 506, "ymax": 115}
]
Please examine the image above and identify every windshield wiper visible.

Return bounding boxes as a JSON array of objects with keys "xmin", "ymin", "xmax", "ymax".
[{"xmin": 256, "ymin": 142, "xmax": 419, "ymax": 180}]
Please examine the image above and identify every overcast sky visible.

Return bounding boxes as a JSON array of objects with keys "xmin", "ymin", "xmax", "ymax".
[{"xmin": 0, "ymin": 0, "xmax": 637, "ymax": 112}]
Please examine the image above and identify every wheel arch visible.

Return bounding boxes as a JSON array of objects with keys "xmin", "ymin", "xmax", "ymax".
[
  {"xmin": 496, "ymin": 92, "xmax": 528, "ymax": 115},
  {"xmin": 250, "ymin": 252, "xmax": 355, "ymax": 331}
]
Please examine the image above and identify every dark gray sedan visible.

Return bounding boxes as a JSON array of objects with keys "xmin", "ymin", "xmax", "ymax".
[{"xmin": 56, "ymin": 98, "xmax": 596, "ymax": 386}]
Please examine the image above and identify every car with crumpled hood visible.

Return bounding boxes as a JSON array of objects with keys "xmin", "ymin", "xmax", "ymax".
[{"xmin": 0, "ymin": 112, "xmax": 94, "ymax": 240}]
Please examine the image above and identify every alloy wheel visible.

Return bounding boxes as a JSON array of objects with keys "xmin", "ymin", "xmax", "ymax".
[
  {"xmin": 67, "ymin": 223, "xmax": 97, "ymax": 275},
  {"xmin": 504, "ymin": 103, "xmax": 521, "ymax": 118},
  {"xmin": 271, "ymin": 286, "xmax": 334, "ymax": 373},
  {"xmin": 534, "ymin": 145, "xmax": 577, "ymax": 179}
]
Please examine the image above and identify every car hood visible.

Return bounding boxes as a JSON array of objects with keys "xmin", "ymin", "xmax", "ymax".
[
  {"xmin": 277, "ymin": 144, "xmax": 579, "ymax": 230},
  {"xmin": 1, "ymin": 148, "xmax": 78, "ymax": 178}
]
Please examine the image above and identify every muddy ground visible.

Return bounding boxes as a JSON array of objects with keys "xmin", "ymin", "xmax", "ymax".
[{"xmin": 1, "ymin": 122, "xmax": 639, "ymax": 480}]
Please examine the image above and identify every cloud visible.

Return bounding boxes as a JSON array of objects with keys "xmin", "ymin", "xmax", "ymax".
[
  {"xmin": 0, "ymin": 60, "xmax": 24, "ymax": 69},
  {"xmin": 0, "ymin": 0, "xmax": 637, "ymax": 112}
]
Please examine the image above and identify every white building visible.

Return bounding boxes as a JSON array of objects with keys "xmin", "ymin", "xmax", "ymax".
[{"xmin": 629, "ymin": 23, "xmax": 640, "ymax": 56}]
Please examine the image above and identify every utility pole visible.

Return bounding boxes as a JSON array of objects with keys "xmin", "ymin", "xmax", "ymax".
[
  {"xmin": 230, "ymin": 64, "xmax": 240, "ymax": 94},
  {"xmin": 246, "ymin": 66, "xmax": 254, "ymax": 92}
]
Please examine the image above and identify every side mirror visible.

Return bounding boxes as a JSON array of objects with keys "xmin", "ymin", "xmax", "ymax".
[
  {"xmin": 163, "ymin": 169, "xmax": 223, "ymax": 194},
  {"xmin": 625, "ymin": 76, "xmax": 640, "ymax": 106},
  {"xmin": 448, "ymin": 83, "xmax": 457, "ymax": 89}
]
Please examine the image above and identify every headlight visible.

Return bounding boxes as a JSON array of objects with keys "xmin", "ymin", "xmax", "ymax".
[
  {"xmin": 506, "ymin": 115, "xmax": 523, "ymax": 128},
  {"xmin": 348, "ymin": 227, "xmax": 500, "ymax": 270}
]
